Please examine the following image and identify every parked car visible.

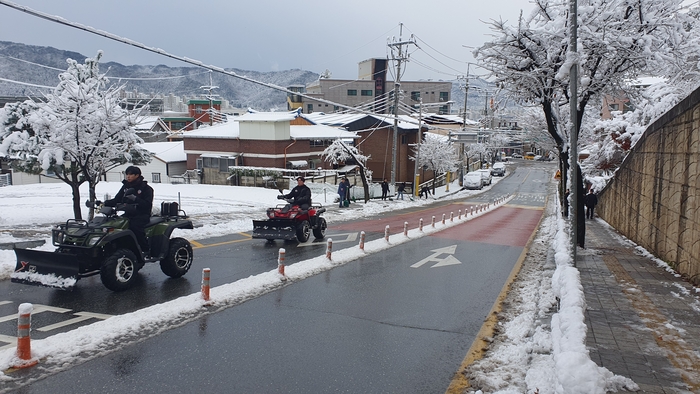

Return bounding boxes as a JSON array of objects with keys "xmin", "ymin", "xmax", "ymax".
[
  {"xmin": 491, "ymin": 162, "xmax": 506, "ymax": 176},
  {"xmin": 476, "ymin": 169, "xmax": 492, "ymax": 185},
  {"xmin": 463, "ymin": 172, "xmax": 483, "ymax": 190},
  {"xmin": 511, "ymin": 153, "xmax": 522, "ymax": 158}
]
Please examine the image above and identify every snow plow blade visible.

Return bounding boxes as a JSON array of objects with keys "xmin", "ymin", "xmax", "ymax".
[
  {"xmin": 252, "ymin": 219, "xmax": 298, "ymax": 241},
  {"xmin": 11, "ymin": 248, "xmax": 80, "ymax": 291}
]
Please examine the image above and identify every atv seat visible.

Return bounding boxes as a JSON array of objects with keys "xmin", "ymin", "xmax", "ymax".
[{"xmin": 146, "ymin": 216, "xmax": 166, "ymax": 228}]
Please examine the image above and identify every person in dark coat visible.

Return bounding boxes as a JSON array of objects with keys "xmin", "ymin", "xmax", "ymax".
[
  {"xmin": 343, "ymin": 178, "xmax": 353, "ymax": 205},
  {"xmin": 337, "ymin": 178, "xmax": 348, "ymax": 208},
  {"xmin": 104, "ymin": 166, "xmax": 154, "ymax": 256},
  {"xmin": 380, "ymin": 178, "xmax": 389, "ymax": 200},
  {"xmin": 420, "ymin": 185, "xmax": 431, "ymax": 199},
  {"xmin": 280, "ymin": 176, "xmax": 312, "ymax": 210},
  {"xmin": 397, "ymin": 182, "xmax": 405, "ymax": 200},
  {"xmin": 584, "ymin": 189, "xmax": 598, "ymax": 219}
]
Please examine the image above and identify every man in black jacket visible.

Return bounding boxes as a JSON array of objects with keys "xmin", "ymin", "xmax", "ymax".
[
  {"xmin": 104, "ymin": 166, "xmax": 154, "ymax": 255},
  {"xmin": 279, "ymin": 176, "xmax": 311, "ymax": 210},
  {"xmin": 584, "ymin": 189, "xmax": 598, "ymax": 219}
]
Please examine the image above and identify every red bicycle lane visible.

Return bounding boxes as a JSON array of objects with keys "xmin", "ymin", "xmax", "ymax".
[{"xmin": 330, "ymin": 203, "xmax": 544, "ymax": 247}]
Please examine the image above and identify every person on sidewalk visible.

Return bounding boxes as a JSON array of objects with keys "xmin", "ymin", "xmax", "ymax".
[
  {"xmin": 380, "ymin": 179, "xmax": 389, "ymax": 200},
  {"xmin": 584, "ymin": 189, "xmax": 598, "ymax": 219},
  {"xmin": 420, "ymin": 185, "xmax": 431, "ymax": 199},
  {"xmin": 397, "ymin": 182, "xmax": 405, "ymax": 200},
  {"xmin": 337, "ymin": 178, "xmax": 347, "ymax": 208},
  {"xmin": 343, "ymin": 178, "xmax": 353, "ymax": 206}
]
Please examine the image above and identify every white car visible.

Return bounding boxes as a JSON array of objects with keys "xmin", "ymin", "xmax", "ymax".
[
  {"xmin": 491, "ymin": 162, "xmax": 506, "ymax": 176},
  {"xmin": 463, "ymin": 172, "xmax": 483, "ymax": 189},
  {"xmin": 477, "ymin": 169, "xmax": 492, "ymax": 185}
]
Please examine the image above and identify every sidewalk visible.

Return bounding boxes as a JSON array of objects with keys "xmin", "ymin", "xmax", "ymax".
[{"xmin": 578, "ymin": 218, "xmax": 700, "ymax": 393}]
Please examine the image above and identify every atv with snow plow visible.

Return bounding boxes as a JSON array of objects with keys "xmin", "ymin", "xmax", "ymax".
[
  {"xmin": 252, "ymin": 198, "xmax": 327, "ymax": 243},
  {"xmin": 11, "ymin": 201, "xmax": 194, "ymax": 292}
]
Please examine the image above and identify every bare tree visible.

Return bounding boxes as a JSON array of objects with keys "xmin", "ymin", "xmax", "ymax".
[{"xmin": 321, "ymin": 139, "xmax": 372, "ymax": 203}]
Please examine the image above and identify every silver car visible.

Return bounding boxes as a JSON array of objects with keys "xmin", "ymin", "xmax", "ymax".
[
  {"xmin": 463, "ymin": 172, "xmax": 483, "ymax": 189},
  {"xmin": 477, "ymin": 169, "xmax": 492, "ymax": 185}
]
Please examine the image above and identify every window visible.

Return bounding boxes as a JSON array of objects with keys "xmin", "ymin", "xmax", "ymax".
[
  {"xmin": 171, "ymin": 121, "xmax": 187, "ymax": 130},
  {"xmin": 310, "ymin": 140, "xmax": 325, "ymax": 147},
  {"xmin": 195, "ymin": 105, "xmax": 203, "ymax": 114},
  {"xmin": 401, "ymin": 135, "xmax": 407, "ymax": 144},
  {"xmin": 411, "ymin": 91, "xmax": 421, "ymax": 101},
  {"xmin": 609, "ymin": 103, "xmax": 620, "ymax": 111},
  {"xmin": 219, "ymin": 158, "xmax": 236, "ymax": 172},
  {"xmin": 347, "ymin": 89, "xmax": 357, "ymax": 96},
  {"xmin": 361, "ymin": 90, "xmax": 373, "ymax": 96},
  {"xmin": 307, "ymin": 104, "xmax": 313, "ymax": 113},
  {"xmin": 439, "ymin": 92, "xmax": 449, "ymax": 102},
  {"xmin": 152, "ymin": 173, "xmax": 161, "ymax": 183}
]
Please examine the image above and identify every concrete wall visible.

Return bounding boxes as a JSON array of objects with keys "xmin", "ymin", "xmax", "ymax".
[{"xmin": 597, "ymin": 87, "xmax": 700, "ymax": 285}]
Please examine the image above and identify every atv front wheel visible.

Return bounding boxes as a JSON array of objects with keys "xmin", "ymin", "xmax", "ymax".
[
  {"xmin": 312, "ymin": 217, "xmax": 327, "ymax": 239},
  {"xmin": 101, "ymin": 249, "xmax": 139, "ymax": 291},
  {"xmin": 296, "ymin": 220, "xmax": 310, "ymax": 242},
  {"xmin": 160, "ymin": 237, "xmax": 194, "ymax": 278}
]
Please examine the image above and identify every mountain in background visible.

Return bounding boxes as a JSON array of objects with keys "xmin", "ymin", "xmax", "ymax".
[
  {"xmin": 0, "ymin": 41, "xmax": 489, "ymax": 113},
  {"xmin": 0, "ymin": 41, "xmax": 320, "ymax": 111}
]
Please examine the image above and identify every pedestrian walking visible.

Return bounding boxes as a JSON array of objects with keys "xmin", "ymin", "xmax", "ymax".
[
  {"xmin": 397, "ymin": 182, "xmax": 405, "ymax": 200},
  {"xmin": 380, "ymin": 178, "xmax": 389, "ymax": 200},
  {"xmin": 584, "ymin": 189, "xmax": 598, "ymax": 219}
]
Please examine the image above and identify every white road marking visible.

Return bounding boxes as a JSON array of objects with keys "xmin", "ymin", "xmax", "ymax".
[
  {"xmin": 37, "ymin": 311, "xmax": 113, "ymax": 332},
  {"xmin": 411, "ymin": 245, "xmax": 462, "ymax": 268},
  {"xmin": 297, "ymin": 232, "xmax": 358, "ymax": 247}
]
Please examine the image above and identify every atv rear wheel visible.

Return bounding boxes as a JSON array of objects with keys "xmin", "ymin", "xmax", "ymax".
[
  {"xmin": 101, "ymin": 249, "xmax": 139, "ymax": 291},
  {"xmin": 160, "ymin": 237, "xmax": 194, "ymax": 278},
  {"xmin": 296, "ymin": 220, "xmax": 310, "ymax": 242},
  {"xmin": 313, "ymin": 217, "xmax": 327, "ymax": 239}
]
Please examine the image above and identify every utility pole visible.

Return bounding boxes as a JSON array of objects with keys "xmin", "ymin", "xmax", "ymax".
[
  {"xmin": 387, "ymin": 23, "xmax": 416, "ymax": 188},
  {"xmin": 414, "ymin": 98, "xmax": 423, "ymax": 197},
  {"xmin": 457, "ymin": 64, "xmax": 471, "ymax": 186}
]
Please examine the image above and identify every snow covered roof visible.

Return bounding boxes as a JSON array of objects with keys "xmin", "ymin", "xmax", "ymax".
[
  {"xmin": 290, "ymin": 124, "xmax": 357, "ymax": 140},
  {"xmin": 141, "ymin": 141, "xmax": 186, "ymax": 162},
  {"xmin": 305, "ymin": 113, "xmax": 420, "ymax": 130},
  {"xmin": 135, "ymin": 116, "xmax": 162, "ymax": 130},
  {"xmin": 182, "ymin": 121, "xmax": 240, "ymax": 139},
  {"xmin": 236, "ymin": 112, "xmax": 297, "ymax": 122},
  {"xmin": 180, "ymin": 120, "xmax": 355, "ymax": 140}
]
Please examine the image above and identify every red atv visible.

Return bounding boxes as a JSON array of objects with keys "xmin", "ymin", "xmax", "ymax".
[{"xmin": 252, "ymin": 198, "xmax": 327, "ymax": 242}]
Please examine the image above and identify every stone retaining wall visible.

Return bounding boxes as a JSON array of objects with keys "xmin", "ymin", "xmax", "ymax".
[{"xmin": 598, "ymin": 87, "xmax": 700, "ymax": 285}]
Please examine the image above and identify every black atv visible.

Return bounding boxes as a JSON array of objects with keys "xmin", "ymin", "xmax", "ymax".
[{"xmin": 11, "ymin": 201, "xmax": 194, "ymax": 292}]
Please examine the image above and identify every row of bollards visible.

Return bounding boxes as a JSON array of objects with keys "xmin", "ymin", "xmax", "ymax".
[{"xmin": 7, "ymin": 195, "xmax": 511, "ymax": 370}]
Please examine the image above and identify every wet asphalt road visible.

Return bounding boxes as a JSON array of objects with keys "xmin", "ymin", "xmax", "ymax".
[{"xmin": 1, "ymin": 160, "xmax": 554, "ymax": 392}]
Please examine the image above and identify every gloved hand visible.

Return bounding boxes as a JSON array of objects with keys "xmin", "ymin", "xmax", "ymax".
[
  {"xmin": 95, "ymin": 200, "xmax": 103, "ymax": 206},
  {"xmin": 277, "ymin": 195, "xmax": 285, "ymax": 200},
  {"xmin": 125, "ymin": 194, "xmax": 137, "ymax": 202}
]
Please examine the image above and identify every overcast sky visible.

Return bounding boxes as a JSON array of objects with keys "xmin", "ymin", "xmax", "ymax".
[{"xmin": 0, "ymin": 0, "xmax": 530, "ymax": 81}]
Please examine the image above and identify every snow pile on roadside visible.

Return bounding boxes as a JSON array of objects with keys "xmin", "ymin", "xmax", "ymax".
[{"xmin": 466, "ymin": 187, "xmax": 638, "ymax": 394}]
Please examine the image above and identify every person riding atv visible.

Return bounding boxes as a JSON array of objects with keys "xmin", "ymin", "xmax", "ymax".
[
  {"xmin": 104, "ymin": 166, "xmax": 153, "ymax": 257},
  {"xmin": 277, "ymin": 176, "xmax": 311, "ymax": 211},
  {"xmin": 252, "ymin": 176, "xmax": 326, "ymax": 242}
]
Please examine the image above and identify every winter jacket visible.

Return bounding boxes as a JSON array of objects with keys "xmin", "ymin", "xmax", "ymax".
[
  {"xmin": 105, "ymin": 176, "xmax": 154, "ymax": 218},
  {"xmin": 283, "ymin": 184, "xmax": 312, "ymax": 206}
]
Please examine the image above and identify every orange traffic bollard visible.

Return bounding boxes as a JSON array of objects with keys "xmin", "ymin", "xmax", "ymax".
[
  {"xmin": 403, "ymin": 222, "xmax": 408, "ymax": 236},
  {"xmin": 359, "ymin": 231, "xmax": 365, "ymax": 250},
  {"xmin": 201, "ymin": 268, "xmax": 211, "ymax": 301},
  {"xmin": 431, "ymin": 216, "xmax": 436, "ymax": 228},
  {"xmin": 458, "ymin": 209, "xmax": 462, "ymax": 219},
  {"xmin": 13, "ymin": 303, "xmax": 38, "ymax": 369},
  {"xmin": 384, "ymin": 225, "xmax": 390, "ymax": 242},
  {"xmin": 419, "ymin": 218, "xmax": 424, "ymax": 231},
  {"xmin": 278, "ymin": 248, "xmax": 286, "ymax": 279},
  {"xmin": 326, "ymin": 239, "xmax": 333, "ymax": 260},
  {"xmin": 442, "ymin": 213, "xmax": 446, "ymax": 224}
]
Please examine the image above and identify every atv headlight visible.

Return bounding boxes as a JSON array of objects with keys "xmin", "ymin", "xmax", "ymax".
[{"xmin": 87, "ymin": 236, "xmax": 101, "ymax": 246}]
